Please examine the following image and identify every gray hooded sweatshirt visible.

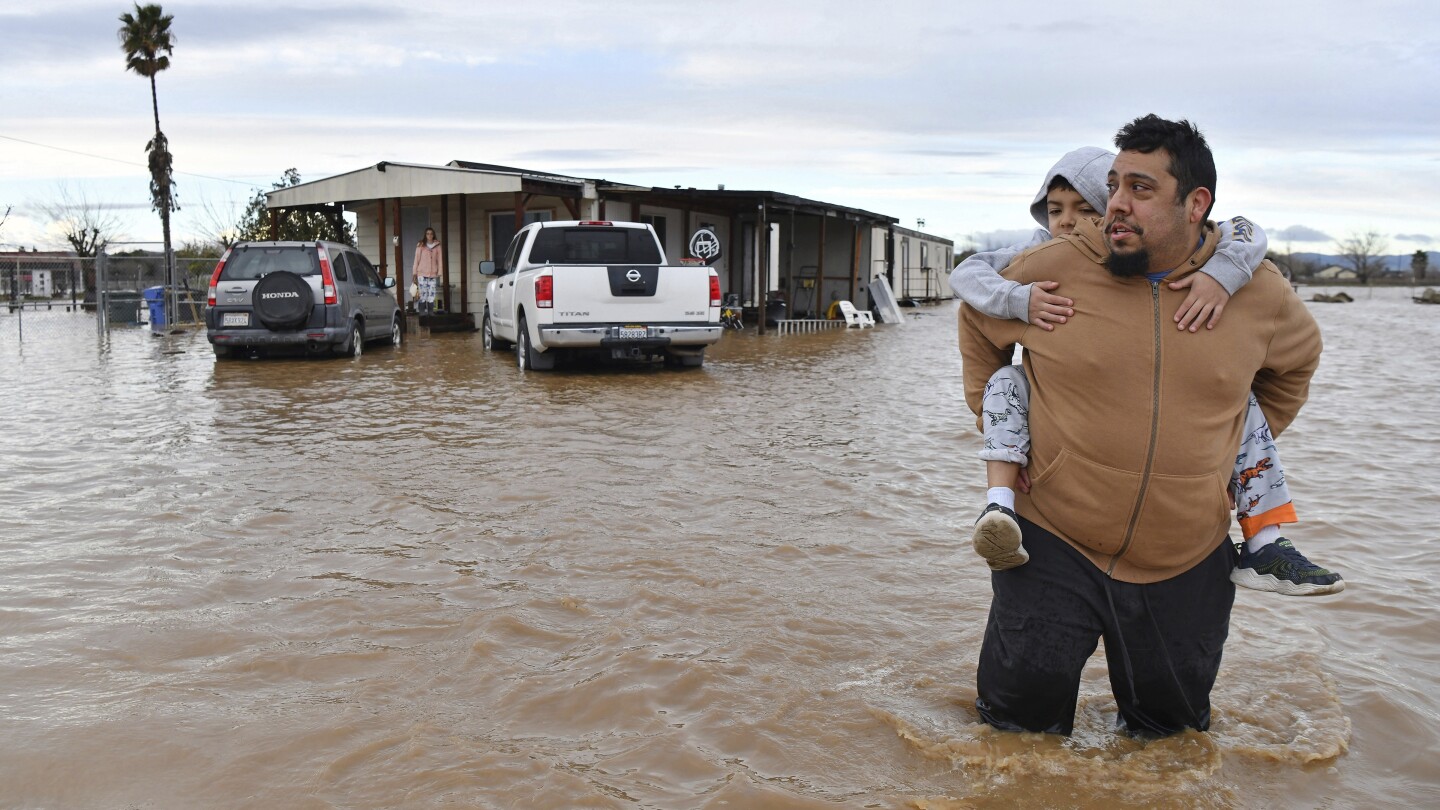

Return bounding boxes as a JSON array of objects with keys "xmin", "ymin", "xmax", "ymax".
[{"xmin": 948, "ymin": 146, "xmax": 1267, "ymax": 321}]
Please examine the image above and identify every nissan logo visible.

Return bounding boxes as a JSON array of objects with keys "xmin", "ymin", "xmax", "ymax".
[
  {"xmin": 261, "ymin": 291, "xmax": 300, "ymax": 299},
  {"xmin": 626, "ymin": 269, "xmax": 642, "ymax": 283}
]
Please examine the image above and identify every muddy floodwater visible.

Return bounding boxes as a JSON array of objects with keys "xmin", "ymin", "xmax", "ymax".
[{"xmin": 3, "ymin": 287, "xmax": 1439, "ymax": 808}]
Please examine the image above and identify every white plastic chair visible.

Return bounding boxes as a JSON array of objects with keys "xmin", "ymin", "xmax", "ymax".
[{"xmin": 836, "ymin": 300, "xmax": 875, "ymax": 328}]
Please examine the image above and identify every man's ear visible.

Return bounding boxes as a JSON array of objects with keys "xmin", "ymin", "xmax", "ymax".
[{"xmin": 1187, "ymin": 187, "xmax": 1213, "ymax": 224}]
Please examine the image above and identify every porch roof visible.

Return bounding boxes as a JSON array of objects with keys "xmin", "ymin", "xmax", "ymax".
[
  {"xmin": 608, "ymin": 185, "xmax": 899, "ymax": 226},
  {"xmin": 266, "ymin": 160, "xmax": 900, "ymax": 229},
  {"xmin": 265, "ymin": 161, "xmax": 598, "ymax": 209}
]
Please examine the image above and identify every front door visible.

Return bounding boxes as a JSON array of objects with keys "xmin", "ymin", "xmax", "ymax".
[{"xmin": 401, "ymin": 206, "xmax": 430, "ymax": 294}]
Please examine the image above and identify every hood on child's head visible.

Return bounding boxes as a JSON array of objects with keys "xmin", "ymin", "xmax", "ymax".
[{"xmin": 1029, "ymin": 146, "xmax": 1115, "ymax": 228}]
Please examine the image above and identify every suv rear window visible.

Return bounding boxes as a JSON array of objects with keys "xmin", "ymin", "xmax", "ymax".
[
  {"xmin": 528, "ymin": 227, "xmax": 662, "ymax": 265},
  {"xmin": 221, "ymin": 246, "xmax": 320, "ymax": 280}
]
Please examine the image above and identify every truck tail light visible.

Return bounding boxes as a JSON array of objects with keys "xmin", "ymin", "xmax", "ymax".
[
  {"xmin": 315, "ymin": 243, "xmax": 337, "ymax": 305},
  {"xmin": 206, "ymin": 248, "xmax": 232, "ymax": 307},
  {"xmin": 536, "ymin": 274, "xmax": 553, "ymax": 308},
  {"xmin": 709, "ymin": 272, "xmax": 721, "ymax": 308}
]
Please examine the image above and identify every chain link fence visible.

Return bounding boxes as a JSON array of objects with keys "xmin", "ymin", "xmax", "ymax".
[
  {"xmin": 0, "ymin": 252, "xmax": 217, "ymax": 346},
  {"xmin": 0, "ymin": 254, "xmax": 97, "ymax": 343}
]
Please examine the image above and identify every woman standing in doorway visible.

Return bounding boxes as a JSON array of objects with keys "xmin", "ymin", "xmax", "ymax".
[{"xmin": 413, "ymin": 227, "xmax": 443, "ymax": 315}]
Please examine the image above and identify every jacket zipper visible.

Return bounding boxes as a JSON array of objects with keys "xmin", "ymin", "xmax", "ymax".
[{"xmin": 1108, "ymin": 280, "xmax": 1163, "ymax": 576}]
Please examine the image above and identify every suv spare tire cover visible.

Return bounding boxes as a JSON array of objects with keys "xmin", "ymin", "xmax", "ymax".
[{"xmin": 253, "ymin": 271, "xmax": 315, "ymax": 330}]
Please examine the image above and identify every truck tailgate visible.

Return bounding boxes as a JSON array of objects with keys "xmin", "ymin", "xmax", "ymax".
[{"xmin": 549, "ymin": 265, "xmax": 713, "ymax": 323}]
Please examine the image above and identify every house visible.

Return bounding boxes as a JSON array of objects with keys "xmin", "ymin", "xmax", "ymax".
[
  {"xmin": 886, "ymin": 224, "xmax": 955, "ymax": 304},
  {"xmin": 0, "ymin": 250, "xmax": 83, "ymax": 298},
  {"xmin": 1315, "ymin": 265, "xmax": 1357, "ymax": 281},
  {"xmin": 264, "ymin": 161, "xmax": 953, "ymax": 329}
]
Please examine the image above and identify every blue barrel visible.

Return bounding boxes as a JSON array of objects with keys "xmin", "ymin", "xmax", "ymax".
[{"xmin": 142, "ymin": 286, "xmax": 167, "ymax": 333}]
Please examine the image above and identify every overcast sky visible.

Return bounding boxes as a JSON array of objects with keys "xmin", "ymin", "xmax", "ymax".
[{"xmin": 1, "ymin": 0, "xmax": 1435, "ymax": 257}]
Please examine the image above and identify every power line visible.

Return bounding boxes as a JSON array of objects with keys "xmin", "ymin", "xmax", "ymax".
[{"xmin": 0, "ymin": 133, "xmax": 266, "ymax": 187}]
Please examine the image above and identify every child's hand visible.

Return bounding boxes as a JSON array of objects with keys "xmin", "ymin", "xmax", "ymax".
[
  {"xmin": 1028, "ymin": 281, "xmax": 1073, "ymax": 331},
  {"xmin": 1168, "ymin": 273, "xmax": 1231, "ymax": 332},
  {"xmin": 1017, "ymin": 467, "xmax": 1031, "ymax": 494}
]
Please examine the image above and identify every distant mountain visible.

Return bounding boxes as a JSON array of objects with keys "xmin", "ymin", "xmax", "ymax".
[{"xmin": 1286, "ymin": 251, "xmax": 1435, "ymax": 274}]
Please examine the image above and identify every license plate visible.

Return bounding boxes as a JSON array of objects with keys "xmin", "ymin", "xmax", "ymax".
[
  {"xmin": 222, "ymin": 312, "xmax": 249, "ymax": 327},
  {"xmin": 617, "ymin": 327, "xmax": 648, "ymax": 339}
]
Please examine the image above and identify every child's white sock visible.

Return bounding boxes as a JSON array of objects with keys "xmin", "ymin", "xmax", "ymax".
[
  {"xmin": 1245, "ymin": 525, "xmax": 1281, "ymax": 553},
  {"xmin": 987, "ymin": 487, "xmax": 1015, "ymax": 512}
]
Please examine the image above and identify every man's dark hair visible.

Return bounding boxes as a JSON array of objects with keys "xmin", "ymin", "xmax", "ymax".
[{"xmin": 1114, "ymin": 115, "xmax": 1216, "ymax": 221}]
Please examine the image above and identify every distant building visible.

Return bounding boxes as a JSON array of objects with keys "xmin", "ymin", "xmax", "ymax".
[
  {"xmin": 885, "ymin": 224, "xmax": 955, "ymax": 303},
  {"xmin": 1314, "ymin": 265, "xmax": 1358, "ymax": 280},
  {"xmin": 0, "ymin": 250, "xmax": 83, "ymax": 297}
]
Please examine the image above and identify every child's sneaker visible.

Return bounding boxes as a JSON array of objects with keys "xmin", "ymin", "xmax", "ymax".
[
  {"xmin": 1231, "ymin": 538, "xmax": 1344, "ymax": 596},
  {"xmin": 972, "ymin": 503, "xmax": 1028, "ymax": 571}
]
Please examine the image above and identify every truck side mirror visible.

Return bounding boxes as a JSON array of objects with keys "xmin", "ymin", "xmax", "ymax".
[{"xmin": 479, "ymin": 260, "xmax": 497, "ymax": 276}]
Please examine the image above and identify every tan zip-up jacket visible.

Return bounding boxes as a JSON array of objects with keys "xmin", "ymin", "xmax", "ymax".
[{"xmin": 960, "ymin": 217, "xmax": 1322, "ymax": 583}]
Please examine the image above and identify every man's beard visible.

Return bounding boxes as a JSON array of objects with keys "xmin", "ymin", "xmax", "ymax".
[{"xmin": 1106, "ymin": 247, "xmax": 1151, "ymax": 278}]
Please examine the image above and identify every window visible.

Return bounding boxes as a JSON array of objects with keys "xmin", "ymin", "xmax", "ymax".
[
  {"xmin": 220, "ymin": 246, "xmax": 319, "ymax": 280},
  {"xmin": 490, "ymin": 211, "xmax": 552, "ymax": 266},
  {"xmin": 528, "ymin": 227, "xmax": 663, "ymax": 265},
  {"xmin": 349, "ymin": 252, "xmax": 380, "ymax": 287},
  {"xmin": 502, "ymin": 231, "xmax": 526, "ymax": 273},
  {"xmin": 331, "ymin": 252, "xmax": 350, "ymax": 282},
  {"xmin": 640, "ymin": 214, "xmax": 668, "ymax": 255}
]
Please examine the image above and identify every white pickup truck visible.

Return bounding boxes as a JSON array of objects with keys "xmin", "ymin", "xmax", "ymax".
[{"xmin": 480, "ymin": 220, "xmax": 723, "ymax": 370}]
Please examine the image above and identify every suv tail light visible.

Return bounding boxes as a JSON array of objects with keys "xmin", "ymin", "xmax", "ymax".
[
  {"xmin": 207, "ymin": 248, "xmax": 232, "ymax": 306},
  {"xmin": 535, "ymin": 273, "xmax": 553, "ymax": 308},
  {"xmin": 315, "ymin": 243, "xmax": 337, "ymax": 305},
  {"xmin": 709, "ymin": 272, "xmax": 721, "ymax": 308},
  {"xmin": 578, "ymin": 221, "xmax": 612, "ymax": 226}
]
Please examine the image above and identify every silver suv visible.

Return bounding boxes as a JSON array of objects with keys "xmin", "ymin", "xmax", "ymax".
[{"xmin": 204, "ymin": 241, "xmax": 402, "ymax": 358}]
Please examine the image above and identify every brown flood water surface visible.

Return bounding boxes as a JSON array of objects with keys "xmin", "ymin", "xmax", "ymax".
[{"xmin": 2, "ymin": 288, "xmax": 1438, "ymax": 808}]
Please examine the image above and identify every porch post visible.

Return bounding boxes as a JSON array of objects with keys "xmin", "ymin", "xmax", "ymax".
[
  {"xmin": 757, "ymin": 202, "xmax": 768, "ymax": 336},
  {"xmin": 440, "ymin": 194, "xmax": 451, "ymax": 312},
  {"xmin": 816, "ymin": 213, "xmax": 826, "ymax": 317},
  {"xmin": 459, "ymin": 194, "xmax": 469, "ymax": 314},
  {"xmin": 849, "ymin": 222, "xmax": 861, "ymax": 303},
  {"xmin": 376, "ymin": 198, "xmax": 388, "ymax": 279},
  {"xmin": 393, "ymin": 199, "xmax": 405, "ymax": 314}
]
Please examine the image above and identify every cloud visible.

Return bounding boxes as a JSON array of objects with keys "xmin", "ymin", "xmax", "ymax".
[
  {"xmin": 905, "ymin": 149, "xmax": 1001, "ymax": 159},
  {"xmin": 514, "ymin": 149, "xmax": 641, "ymax": 164},
  {"xmin": 965, "ymin": 229, "xmax": 1037, "ymax": 252},
  {"xmin": 1272, "ymin": 225, "xmax": 1333, "ymax": 243},
  {"xmin": 1394, "ymin": 233, "xmax": 1433, "ymax": 244},
  {"xmin": 4, "ymin": 1, "xmax": 1439, "ymax": 250}
]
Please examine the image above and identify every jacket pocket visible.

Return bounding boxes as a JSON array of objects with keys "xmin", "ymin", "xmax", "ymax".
[
  {"xmin": 1126, "ymin": 468, "xmax": 1231, "ymax": 571},
  {"xmin": 1030, "ymin": 448, "xmax": 1142, "ymax": 556}
]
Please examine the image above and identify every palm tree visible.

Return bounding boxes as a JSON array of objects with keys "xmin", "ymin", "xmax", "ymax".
[{"xmin": 118, "ymin": 3, "xmax": 177, "ymax": 313}]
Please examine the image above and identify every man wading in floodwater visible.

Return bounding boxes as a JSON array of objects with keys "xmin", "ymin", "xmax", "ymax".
[{"xmin": 958, "ymin": 115, "xmax": 1323, "ymax": 736}]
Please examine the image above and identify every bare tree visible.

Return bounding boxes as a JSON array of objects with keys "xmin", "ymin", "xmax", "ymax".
[
  {"xmin": 34, "ymin": 186, "xmax": 126, "ymax": 296},
  {"xmin": 35, "ymin": 184, "xmax": 124, "ymax": 257},
  {"xmin": 1265, "ymin": 250, "xmax": 1291, "ymax": 279},
  {"xmin": 191, "ymin": 194, "xmax": 245, "ymax": 251},
  {"xmin": 1337, "ymin": 229, "xmax": 1390, "ymax": 284}
]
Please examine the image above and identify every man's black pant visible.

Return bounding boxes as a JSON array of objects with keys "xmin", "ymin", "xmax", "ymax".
[{"xmin": 975, "ymin": 517, "xmax": 1237, "ymax": 736}]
